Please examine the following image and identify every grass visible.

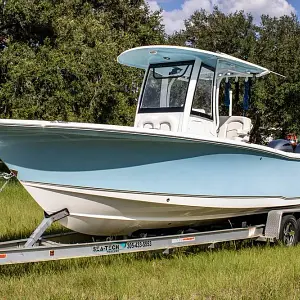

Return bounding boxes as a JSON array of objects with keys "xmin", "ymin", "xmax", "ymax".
[
  {"xmin": 1, "ymin": 180, "xmax": 300, "ymax": 299},
  {"xmin": 0, "ymin": 179, "xmax": 65, "ymax": 241}
]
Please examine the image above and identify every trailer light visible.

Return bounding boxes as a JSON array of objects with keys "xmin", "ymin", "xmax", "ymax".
[
  {"xmin": 172, "ymin": 237, "xmax": 195, "ymax": 244},
  {"xmin": 0, "ymin": 254, "xmax": 7, "ymax": 259}
]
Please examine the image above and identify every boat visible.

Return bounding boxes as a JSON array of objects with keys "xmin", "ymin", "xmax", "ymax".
[{"xmin": 1, "ymin": 45, "xmax": 300, "ymax": 236}]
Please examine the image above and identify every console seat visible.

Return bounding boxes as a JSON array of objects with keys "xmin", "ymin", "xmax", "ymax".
[{"xmin": 218, "ymin": 116, "xmax": 252, "ymax": 142}]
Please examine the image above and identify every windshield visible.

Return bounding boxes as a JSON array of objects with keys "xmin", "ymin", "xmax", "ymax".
[
  {"xmin": 139, "ymin": 61, "xmax": 194, "ymax": 112},
  {"xmin": 191, "ymin": 65, "xmax": 215, "ymax": 119}
]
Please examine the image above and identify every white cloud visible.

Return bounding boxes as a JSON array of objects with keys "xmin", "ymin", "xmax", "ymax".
[
  {"xmin": 147, "ymin": 0, "xmax": 296, "ymax": 34},
  {"xmin": 147, "ymin": 0, "xmax": 161, "ymax": 12}
]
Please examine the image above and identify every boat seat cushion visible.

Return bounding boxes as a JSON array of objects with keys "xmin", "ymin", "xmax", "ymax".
[
  {"xmin": 136, "ymin": 115, "xmax": 178, "ymax": 132},
  {"xmin": 218, "ymin": 116, "xmax": 252, "ymax": 142}
]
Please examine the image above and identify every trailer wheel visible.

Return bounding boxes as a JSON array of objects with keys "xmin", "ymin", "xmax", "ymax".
[
  {"xmin": 296, "ymin": 218, "xmax": 300, "ymax": 243},
  {"xmin": 279, "ymin": 215, "xmax": 298, "ymax": 246}
]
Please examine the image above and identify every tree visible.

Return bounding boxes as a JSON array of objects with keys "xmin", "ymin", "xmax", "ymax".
[
  {"xmin": 252, "ymin": 14, "xmax": 300, "ymax": 142},
  {"xmin": 169, "ymin": 9, "xmax": 300, "ymax": 143},
  {"xmin": 0, "ymin": 0, "xmax": 165, "ymax": 125}
]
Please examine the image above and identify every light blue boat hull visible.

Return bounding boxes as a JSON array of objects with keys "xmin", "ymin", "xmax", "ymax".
[
  {"xmin": 1, "ymin": 123, "xmax": 300, "ymax": 235},
  {"xmin": 0, "ymin": 125, "xmax": 299, "ymax": 198}
]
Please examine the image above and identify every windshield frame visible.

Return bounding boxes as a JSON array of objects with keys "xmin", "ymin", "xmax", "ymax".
[
  {"xmin": 190, "ymin": 63, "xmax": 216, "ymax": 120},
  {"xmin": 138, "ymin": 60, "xmax": 195, "ymax": 114}
]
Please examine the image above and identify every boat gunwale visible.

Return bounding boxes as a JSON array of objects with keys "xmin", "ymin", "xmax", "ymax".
[{"xmin": 0, "ymin": 118, "xmax": 299, "ymax": 161}]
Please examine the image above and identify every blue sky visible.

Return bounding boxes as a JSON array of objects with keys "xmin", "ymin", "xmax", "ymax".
[
  {"xmin": 147, "ymin": 0, "xmax": 300, "ymax": 33},
  {"xmin": 288, "ymin": 0, "xmax": 300, "ymax": 13},
  {"xmin": 157, "ymin": 0, "xmax": 299, "ymax": 14},
  {"xmin": 153, "ymin": 0, "xmax": 182, "ymax": 11}
]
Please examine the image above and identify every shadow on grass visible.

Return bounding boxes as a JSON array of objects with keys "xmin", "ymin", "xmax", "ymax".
[{"xmin": 0, "ymin": 227, "xmax": 72, "ymax": 243}]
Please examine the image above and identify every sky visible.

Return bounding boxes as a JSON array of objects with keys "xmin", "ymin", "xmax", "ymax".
[{"xmin": 147, "ymin": 0, "xmax": 300, "ymax": 34}]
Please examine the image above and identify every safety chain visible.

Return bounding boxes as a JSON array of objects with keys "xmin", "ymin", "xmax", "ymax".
[{"xmin": 0, "ymin": 171, "xmax": 15, "ymax": 193}]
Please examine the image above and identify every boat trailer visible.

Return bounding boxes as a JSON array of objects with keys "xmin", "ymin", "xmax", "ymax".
[{"xmin": 0, "ymin": 208, "xmax": 300, "ymax": 265}]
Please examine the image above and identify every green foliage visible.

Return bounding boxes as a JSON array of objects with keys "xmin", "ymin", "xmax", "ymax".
[
  {"xmin": 1, "ymin": 2, "xmax": 300, "ymax": 141},
  {"xmin": 0, "ymin": 0, "xmax": 165, "ymax": 125}
]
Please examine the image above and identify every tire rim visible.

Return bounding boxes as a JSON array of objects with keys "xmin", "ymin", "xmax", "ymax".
[{"xmin": 283, "ymin": 221, "xmax": 296, "ymax": 246}]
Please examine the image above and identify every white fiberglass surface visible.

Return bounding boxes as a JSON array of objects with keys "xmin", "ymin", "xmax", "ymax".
[{"xmin": 118, "ymin": 46, "xmax": 269, "ymax": 77}]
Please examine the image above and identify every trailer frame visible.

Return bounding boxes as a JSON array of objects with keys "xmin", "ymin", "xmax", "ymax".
[{"xmin": 1, "ymin": 207, "xmax": 300, "ymax": 265}]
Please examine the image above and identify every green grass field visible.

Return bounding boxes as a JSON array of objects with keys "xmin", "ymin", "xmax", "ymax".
[{"xmin": 1, "ymin": 180, "xmax": 300, "ymax": 299}]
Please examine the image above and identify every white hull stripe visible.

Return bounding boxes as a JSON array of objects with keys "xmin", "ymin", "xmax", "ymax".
[
  {"xmin": 21, "ymin": 180, "xmax": 300, "ymax": 200},
  {"xmin": 22, "ymin": 181, "xmax": 300, "ymax": 209}
]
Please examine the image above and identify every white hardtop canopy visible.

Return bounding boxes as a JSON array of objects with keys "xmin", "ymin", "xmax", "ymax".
[
  {"xmin": 118, "ymin": 45, "xmax": 280, "ymax": 140},
  {"xmin": 118, "ymin": 45, "xmax": 271, "ymax": 78}
]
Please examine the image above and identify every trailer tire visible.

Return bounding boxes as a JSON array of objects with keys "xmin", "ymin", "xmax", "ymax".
[
  {"xmin": 279, "ymin": 215, "xmax": 298, "ymax": 246},
  {"xmin": 296, "ymin": 218, "xmax": 300, "ymax": 243}
]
